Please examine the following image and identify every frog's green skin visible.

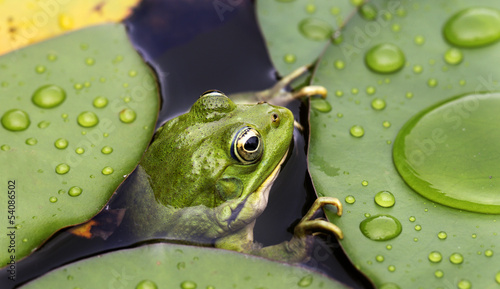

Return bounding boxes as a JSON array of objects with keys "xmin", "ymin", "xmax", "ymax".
[{"xmin": 126, "ymin": 90, "xmax": 342, "ymax": 262}]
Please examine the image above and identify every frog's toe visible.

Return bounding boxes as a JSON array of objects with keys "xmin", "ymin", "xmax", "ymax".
[
  {"xmin": 292, "ymin": 85, "xmax": 327, "ymax": 100},
  {"xmin": 295, "ymin": 219, "xmax": 344, "ymax": 240}
]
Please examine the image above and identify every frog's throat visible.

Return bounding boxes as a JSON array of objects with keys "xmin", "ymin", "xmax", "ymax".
[{"xmin": 222, "ymin": 148, "xmax": 289, "ymax": 231}]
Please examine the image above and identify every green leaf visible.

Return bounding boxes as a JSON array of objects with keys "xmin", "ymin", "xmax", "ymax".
[
  {"xmin": 259, "ymin": 0, "xmax": 500, "ymax": 287},
  {"xmin": 0, "ymin": 23, "xmax": 159, "ymax": 265},
  {"xmin": 256, "ymin": 0, "xmax": 358, "ymax": 76},
  {"xmin": 20, "ymin": 243, "xmax": 349, "ymax": 289}
]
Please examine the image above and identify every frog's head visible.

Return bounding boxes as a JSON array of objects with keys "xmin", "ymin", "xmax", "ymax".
[{"xmin": 140, "ymin": 90, "xmax": 294, "ymax": 232}]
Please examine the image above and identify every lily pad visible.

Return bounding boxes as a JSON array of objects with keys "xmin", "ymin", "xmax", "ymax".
[
  {"xmin": 0, "ymin": 23, "xmax": 159, "ymax": 265},
  {"xmin": 20, "ymin": 243, "xmax": 349, "ymax": 289},
  {"xmin": 258, "ymin": 0, "xmax": 500, "ymax": 287},
  {"xmin": 0, "ymin": 0, "xmax": 141, "ymax": 56},
  {"xmin": 256, "ymin": 0, "xmax": 359, "ymax": 76}
]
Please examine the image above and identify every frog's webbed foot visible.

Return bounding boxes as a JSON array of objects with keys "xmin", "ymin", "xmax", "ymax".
[
  {"xmin": 229, "ymin": 65, "xmax": 327, "ymax": 106},
  {"xmin": 294, "ymin": 197, "xmax": 343, "ymax": 240}
]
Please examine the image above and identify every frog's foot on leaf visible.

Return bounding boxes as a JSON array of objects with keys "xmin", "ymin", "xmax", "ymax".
[
  {"xmin": 229, "ymin": 65, "xmax": 327, "ymax": 106},
  {"xmin": 295, "ymin": 197, "xmax": 343, "ymax": 240}
]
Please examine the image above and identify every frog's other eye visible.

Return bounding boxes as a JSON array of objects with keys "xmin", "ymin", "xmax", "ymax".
[{"xmin": 231, "ymin": 127, "xmax": 263, "ymax": 164}]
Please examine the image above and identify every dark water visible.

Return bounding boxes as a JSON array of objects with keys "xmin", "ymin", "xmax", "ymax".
[{"xmin": 1, "ymin": 1, "xmax": 373, "ymax": 288}]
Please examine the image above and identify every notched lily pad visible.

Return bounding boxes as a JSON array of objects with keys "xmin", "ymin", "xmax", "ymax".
[
  {"xmin": 304, "ymin": 0, "xmax": 500, "ymax": 288},
  {"xmin": 0, "ymin": 23, "xmax": 159, "ymax": 265},
  {"xmin": 20, "ymin": 243, "xmax": 349, "ymax": 289}
]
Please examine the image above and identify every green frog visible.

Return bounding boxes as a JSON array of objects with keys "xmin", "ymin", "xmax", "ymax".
[{"xmin": 126, "ymin": 69, "xmax": 342, "ymax": 262}]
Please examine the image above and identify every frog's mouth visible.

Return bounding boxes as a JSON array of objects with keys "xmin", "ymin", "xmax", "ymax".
[{"xmin": 223, "ymin": 148, "xmax": 289, "ymax": 230}]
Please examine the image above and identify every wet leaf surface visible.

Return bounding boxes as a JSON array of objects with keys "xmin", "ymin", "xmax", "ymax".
[
  {"xmin": 259, "ymin": 0, "xmax": 500, "ymax": 288},
  {"xmin": 20, "ymin": 243, "xmax": 350, "ymax": 289},
  {"xmin": 0, "ymin": 23, "xmax": 159, "ymax": 265}
]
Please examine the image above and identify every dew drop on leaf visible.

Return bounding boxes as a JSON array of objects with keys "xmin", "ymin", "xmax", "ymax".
[
  {"xmin": 365, "ymin": 43, "xmax": 405, "ymax": 74},
  {"xmin": 443, "ymin": 7, "xmax": 500, "ymax": 48},
  {"xmin": 1, "ymin": 109, "xmax": 31, "ymax": 131},
  {"xmin": 393, "ymin": 92, "xmax": 500, "ymax": 214},
  {"xmin": 359, "ymin": 215, "xmax": 402, "ymax": 241}
]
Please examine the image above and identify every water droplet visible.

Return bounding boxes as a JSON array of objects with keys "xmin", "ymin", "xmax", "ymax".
[
  {"xmin": 26, "ymin": 138, "xmax": 37, "ymax": 145},
  {"xmin": 388, "ymin": 265, "xmax": 396, "ymax": 272},
  {"xmin": 85, "ymin": 58, "xmax": 95, "ymax": 66},
  {"xmin": 135, "ymin": 279, "xmax": 158, "ymax": 289},
  {"xmin": 435, "ymin": 270, "xmax": 444, "ymax": 278},
  {"xmin": 68, "ymin": 186, "xmax": 82, "ymax": 197},
  {"xmin": 485, "ymin": 249, "xmax": 494, "ymax": 257},
  {"xmin": 359, "ymin": 215, "xmax": 402, "ymax": 241},
  {"xmin": 449, "ymin": 253, "xmax": 464, "ymax": 264},
  {"xmin": 351, "ymin": 88, "xmax": 359, "ymax": 95},
  {"xmin": 277, "ymin": 53, "xmax": 295, "ymax": 66},
  {"xmin": 77, "ymin": 111, "xmax": 99, "ymax": 128},
  {"xmin": 298, "ymin": 18, "xmax": 333, "ymax": 41},
  {"xmin": 364, "ymin": 213, "xmax": 371, "ymax": 218},
  {"xmin": 47, "ymin": 53, "xmax": 57, "ymax": 61},
  {"xmin": 32, "ymin": 85, "xmax": 66, "ymax": 109},
  {"xmin": 345, "ymin": 195, "xmax": 356, "ymax": 204},
  {"xmin": 102, "ymin": 166, "xmax": 114, "ymax": 175},
  {"xmin": 84, "ymin": 81, "xmax": 91, "ymax": 88},
  {"xmin": 334, "ymin": 60, "xmax": 345, "ymax": 69},
  {"xmin": 414, "ymin": 224, "xmax": 422, "ymax": 231},
  {"xmin": 374, "ymin": 191, "xmax": 395, "ymax": 207},
  {"xmin": 305, "ymin": 4, "xmax": 316, "ymax": 14},
  {"xmin": 93, "ymin": 96, "xmax": 108, "ymax": 108},
  {"xmin": 371, "ymin": 98, "xmax": 386, "ymax": 110},
  {"xmin": 55, "ymin": 163, "xmax": 70, "ymax": 175},
  {"xmin": 386, "ymin": 244, "xmax": 392, "ymax": 250},
  {"xmin": 414, "ymin": 35, "xmax": 425, "ymax": 45},
  {"xmin": 413, "ymin": 64, "xmax": 423, "ymax": 74},
  {"xmin": 54, "ymin": 138, "xmax": 68, "ymax": 149},
  {"xmin": 457, "ymin": 279, "xmax": 471, "ymax": 289},
  {"xmin": 375, "ymin": 255, "xmax": 384, "ymax": 262},
  {"xmin": 335, "ymin": 90, "xmax": 344, "ymax": 97},
  {"xmin": 365, "ymin": 43, "xmax": 405, "ymax": 74},
  {"xmin": 35, "ymin": 65, "xmax": 46, "ymax": 74},
  {"xmin": 310, "ymin": 99, "xmax": 332, "ymax": 113},
  {"xmin": 366, "ymin": 86, "xmax": 376, "ymax": 95},
  {"xmin": 438, "ymin": 231, "xmax": 447, "ymax": 240},
  {"xmin": 406, "ymin": 92, "xmax": 413, "ymax": 99},
  {"xmin": 496, "ymin": 271, "xmax": 500, "ymax": 284},
  {"xmin": 119, "ymin": 108, "xmax": 137, "ymax": 123},
  {"xmin": 361, "ymin": 180, "xmax": 369, "ymax": 186},
  {"xmin": 427, "ymin": 78, "xmax": 438, "ymax": 87},
  {"xmin": 1, "ymin": 109, "xmax": 30, "ymax": 131},
  {"xmin": 58, "ymin": 13, "xmax": 74, "ymax": 30},
  {"xmin": 409, "ymin": 216, "xmax": 416, "ymax": 222},
  {"xmin": 180, "ymin": 281, "xmax": 197, "ymax": 289},
  {"xmin": 383, "ymin": 121, "xmax": 391, "ymax": 128},
  {"xmin": 359, "ymin": 3, "xmax": 377, "ymax": 20},
  {"xmin": 444, "ymin": 7, "xmax": 500, "ymax": 48},
  {"xmin": 297, "ymin": 275, "xmax": 313, "ymax": 287},
  {"xmin": 391, "ymin": 23, "xmax": 401, "ymax": 32},
  {"xmin": 472, "ymin": 233, "xmax": 477, "ymax": 238},
  {"xmin": 350, "ymin": 125, "xmax": 365, "ymax": 137},
  {"xmin": 393, "ymin": 92, "xmax": 500, "ymax": 213},
  {"xmin": 444, "ymin": 48, "xmax": 463, "ymax": 65},
  {"xmin": 22, "ymin": 238, "xmax": 28, "ymax": 242},
  {"xmin": 337, "ymin": 113, "xmax": 343, "ymax": 118},
  {"xmin": 428, "ymin": 251, "xmax": 442, "ymax": 263},
  {"xmin": 49, "ymin": 196, "xmax": 58, "ymax": 203},
  {"xmin": 75, "ymin": 147, "xmax": 85, "ymax": 155},
  {"xmin": 58, "ymin": 189, "xmax": 65, "ymax": 195},
  {"xmin": 101, "ymin": 146, "xmax": 113, "ymax": 154}
]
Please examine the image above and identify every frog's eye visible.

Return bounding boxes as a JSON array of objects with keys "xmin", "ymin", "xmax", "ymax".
[{"xmin": 231, "ymin": 127, "xmax": 263, "ymax": 164}]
